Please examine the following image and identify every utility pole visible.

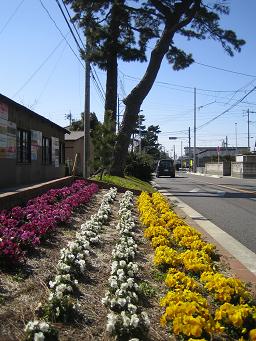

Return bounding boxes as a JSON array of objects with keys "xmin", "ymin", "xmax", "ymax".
[
  {"xmin": 117, "ymin": 96, "xmax": 120, "ymax": 133},
  {"xmin": 181, "ymin": 140, "xmax": 183, "ymax": 167},
  {"xmin": 193, "ymin": 88, "xmax": 197, "ymax": 172},
  {"xmin": 83, "ymin": 36, "xmax": 90, "ymax": 179},
  {"xmin": 247, "ymin": 109, "xmax": 250, "ymax": 150},
  {"xmin": 188, "ymin": 127, "xmax": 191, "ymax": 170},
  {"xmin": 173, "ymin": 144, "xmax": 176, "ymax": 162},
  {"xmin": 244, "ymin": 109, "xmax": 256, "ymax": 151},
  {"xmin": 235, "ymin": 122, "xmax": 237, "ymax": 153},
  {"xmin": 65, "ymin": 111, "xmax": 72, "ymax": 126}
]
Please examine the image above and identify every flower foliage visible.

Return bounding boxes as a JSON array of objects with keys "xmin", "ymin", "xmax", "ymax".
[
  {"xmin": 102, "ymin": 191, "xmax": 150, "ymax": 340},
  {"xmin": 0, "ymin": 180, "xmax": 98, "ymax": 264},
  {"xmin": 137, "ymin": 191, "xmax": 256, "ymax": 340}
]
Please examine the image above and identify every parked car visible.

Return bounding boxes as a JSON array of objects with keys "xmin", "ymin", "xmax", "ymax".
[{"xmin": 156, "ymin": 159, "xmax": 175, "ymax": 178}]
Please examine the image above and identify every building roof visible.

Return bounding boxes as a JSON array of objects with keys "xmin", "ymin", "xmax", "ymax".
[
  {"xmin": 65, "ymin": 131, "xmax": 84, "ymax": 141},
  {"xmin": 0, "ymin": 93, "xmax": 70, "ymax": 134},
  {"xmin": 184, "ymin": 146, "xmax": 249, "ymax": 150}
]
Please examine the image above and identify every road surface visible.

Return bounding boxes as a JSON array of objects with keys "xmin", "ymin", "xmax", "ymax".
[{"xmin": 153, "ymin": 172, "xmax": 256, "ymax": 254}]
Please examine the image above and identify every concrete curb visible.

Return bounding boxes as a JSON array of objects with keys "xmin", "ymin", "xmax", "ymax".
[{"xmin": 151, "ymin": 181, "xmax": 256, "ymax": 284}]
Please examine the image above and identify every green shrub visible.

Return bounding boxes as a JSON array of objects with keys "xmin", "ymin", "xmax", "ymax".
[{"xmin": 125, "ymin": 152, "xmax": 153, "ymax": 182}]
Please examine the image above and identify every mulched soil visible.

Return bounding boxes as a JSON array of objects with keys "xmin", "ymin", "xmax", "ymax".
[{"xmin": 0, "ymin": 190, "xmax": 169, "ymax": 341}]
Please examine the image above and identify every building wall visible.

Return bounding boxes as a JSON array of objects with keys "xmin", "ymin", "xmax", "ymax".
[
  {"xmin": 0, "ymin": 97, "xmax": 66, "ymax": 188},
  {"xmin": 65, "ymin": 137, "xmax": 94, "ymax": 176},
  {"xmin": 65, "ymin": 138, "xmax": 84, "ymax": 176}
]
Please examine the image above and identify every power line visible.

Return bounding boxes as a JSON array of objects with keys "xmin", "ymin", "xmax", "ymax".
[
  {"xmin": 61, "ymin": 0, "xmax": 84, "ymax": 48},
  {"xmin": 197, "ymin": 86, "xmax": 256, "ymax": 130},
  {"xmin": 39, "ymin": 0, "xmax": 84, "ymax": 68},
  {"xmin": 0, "ymin": 0, "xmax": 26, "ymax": 36},
  {"xmin": 194, "ymin": 61, "xmax": 256, "ymax": 78},
  {"xmin": 36, "ymin": 43, "xmax": 67, "ymax": 103},
  {"xmin": 13, "ymin": 36, "xmax": 67, "ymax": 98},
  {"xmin": 55, "ymin": 0, "xmax": 105, "ymax": 101},
  {"xmin": 118, "ymin": 68, "xmax": 249, "ymax": 94},
  {"xmin": 55, "ymin": 0, "xmax": 81, "ymax": 52}
]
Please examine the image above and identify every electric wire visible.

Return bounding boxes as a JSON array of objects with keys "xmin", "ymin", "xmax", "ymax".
[
  {"xmin": 56, "ymin": 0, "xmax": 105, "ymax": 101},
  {"xmin": 41, "ymin": 0, "xmax": 105, "ymax": 105},
  {"xmin": 194, "ymin": 61, "xmax": 256, "ymax": 78},
  {"xmin": 118, "ymin": 68, "xmax": 249, "ymax": 94},
  {"xmin": 197, "ymin": 86, "xmax": 256, "ymax": 130},
  {"xmin": 13, "ymin": 36, "xmax": 67, "ymax": 98},
  {"xmin": 0, "ymin": 0, "xmax": 26, "ymax": 36},
  {"xmin": 39, "ymin": 0, "xmax": 84, "ymax": 68}
]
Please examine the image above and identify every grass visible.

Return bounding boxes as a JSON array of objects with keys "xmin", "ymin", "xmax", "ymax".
[{"xmin": 91, "ymin": 175, "xmax": 156, "ymax": 193}]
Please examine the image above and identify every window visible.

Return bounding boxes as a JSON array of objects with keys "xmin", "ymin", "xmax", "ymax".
[
  {"xmin": 42, "ymin": 137, "xmax": 52, "ymax": 165},
  {"xmin": 16, "ymin": 129, "xmax": 31, "ymax": 163},
  {"xmin": 59, "ymin": 141, "xmax": 65, "ymax": 164}
]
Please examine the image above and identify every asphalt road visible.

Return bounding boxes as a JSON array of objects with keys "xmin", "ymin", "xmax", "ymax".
[{"xmin": 153, "ymin": 173, "xmax": 256, "ymax": 254}]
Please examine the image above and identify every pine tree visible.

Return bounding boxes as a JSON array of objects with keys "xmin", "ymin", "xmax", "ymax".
[
  {"xmin": 65, "ymin": 1, "xmax": 245, "ymax": 177},
  {"xmin": 110, "ymin": 0, "xmax": 245, "ymax": 176},
  {"xmin": 65, "ymin": 0, "xmax": 158, "ymax": 131}
]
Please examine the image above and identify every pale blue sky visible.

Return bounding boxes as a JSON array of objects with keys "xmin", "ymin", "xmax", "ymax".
[{"xmin": 1, "ymin": 1, "xmax": 256, "ymax": 157}]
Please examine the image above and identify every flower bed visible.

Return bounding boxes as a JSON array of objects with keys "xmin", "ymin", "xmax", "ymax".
[
  {"xmin": 102, "ymin": 190, "xmax": 150, "ymax": 340},
  {"xmin": 0, "ymin": 180, "xmax": 99, "ymax": 264},
  {"xmin": 137, "ymin": 192, "xmax": 256, "ymax": 341},
  {"xmin": 24, "ymin": 187, "xmax": 117, "ymax": 340}
]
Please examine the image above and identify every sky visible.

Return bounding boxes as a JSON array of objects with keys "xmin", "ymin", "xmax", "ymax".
[{"xmin": 1, "ymin": 0, "xmax": 256, "ymax": 158}]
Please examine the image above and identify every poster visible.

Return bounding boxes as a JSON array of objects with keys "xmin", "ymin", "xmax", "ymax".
[
  {"xmin": 0, "ymin": 103, "xmax": 11, "ymax": 158},
  {"xmin": 52, "ymin": 136, "xmax": 59, "ymax": 167},
  {"xmin": 31, "ymin": 130, "xmax": 42, "ymax": 147},
  {"xmin": 31, "ymin": 130, "xmax": 42, "ymax": 160},
  {"xmin": 6, "ymin": 121, "xmax": 16, "ymax": 158},
  {"xmin": 0, "ymin": 102, "xmax": 8, "ymax": 121}
]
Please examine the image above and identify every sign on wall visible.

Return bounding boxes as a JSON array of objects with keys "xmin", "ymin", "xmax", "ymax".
[
  {"xmin": 52, "ymin": 136, "xmax": 59, "ymax": 167},
  {"xmin": 0, "ymin": 103, "xmax": 17, "ymax": 159},
  {"xmin": 31, "ymin": 130, "xmax": 42, "ymax": 160},
  {"xmin": 6, "ymin": 121, "xmax": 16, "ymax": 158},
  {"xmin": 0, "ymin": 102, "xmax": 8, "ymax": 120}
]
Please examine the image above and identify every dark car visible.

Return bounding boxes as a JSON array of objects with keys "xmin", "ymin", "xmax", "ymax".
[{"xmin": 156, "ymin": 159, "xmax": 175, "ymax": 178}]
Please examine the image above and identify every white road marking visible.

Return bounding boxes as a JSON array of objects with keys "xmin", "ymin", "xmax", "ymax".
[{"xmin": 190, "ymin": 188, "xmax": 201, "ymax": 192}]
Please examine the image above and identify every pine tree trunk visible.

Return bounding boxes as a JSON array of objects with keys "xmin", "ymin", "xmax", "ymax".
[
  {"xmin": 104, "ymin": 56, "xmax": 117, "ymax": 132},
  {"xmin": 110, "ymin": 23, "xmax": 175, "ymax": 176},
  {"xmin": 110, "ymin": 1, "xmax": 201, "ymax": 176},
  {"xmin": 104, "ymin": 1, "xmax": 123, "ymax": 133}
]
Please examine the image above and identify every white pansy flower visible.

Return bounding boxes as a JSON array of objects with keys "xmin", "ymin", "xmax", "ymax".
[
  {"xmin": 130, "ymin": 314, "xmax": 140, "ymax": 328},
  {"xmin": 141, "ymin": 311, "xmax": 150, "ymax": 327},
  {"xmin": 128, "ymin": 304, "xmax": 137, "ymax": 314},
  {"xmin": 117, "ymin": 297, "xmax": 126, "ymax": 307},
  {"xmin": 34, "ymin": 332, "xmax": 45, "ymax": 341},
  {"xmin": 38, "ymin": 322, "xmax": 49, "ymax": 333}
]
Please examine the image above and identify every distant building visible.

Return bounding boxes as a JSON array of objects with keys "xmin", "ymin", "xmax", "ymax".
[
  {"xmin": 0, "ymin": 93, "xmax": 68, "ymax": 189},
  {"xmin": 65, "ymin": 131, "xmax": 84, "ymax": 176},
  {"xmin": 64, "ymin": 131, "xmax": 94, "ymax": 176},
  {"xmin": 183, "ymin": 146, "xmax": 249, "ymax": 167}
]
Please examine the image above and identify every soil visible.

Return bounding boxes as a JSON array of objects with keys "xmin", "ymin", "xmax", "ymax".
[{"xmin": 0, "ymin": 190, "xmax": 168, "ymax": 341}]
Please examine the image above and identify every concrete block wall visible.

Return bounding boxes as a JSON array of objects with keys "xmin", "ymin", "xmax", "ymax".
[
  {"xmin": 205, "ymin": 162, "xmax": 231, "ymax": 176},
  {"xmin": 232, "ymin": 162, "xmax": 256, "ymax": 178}
]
